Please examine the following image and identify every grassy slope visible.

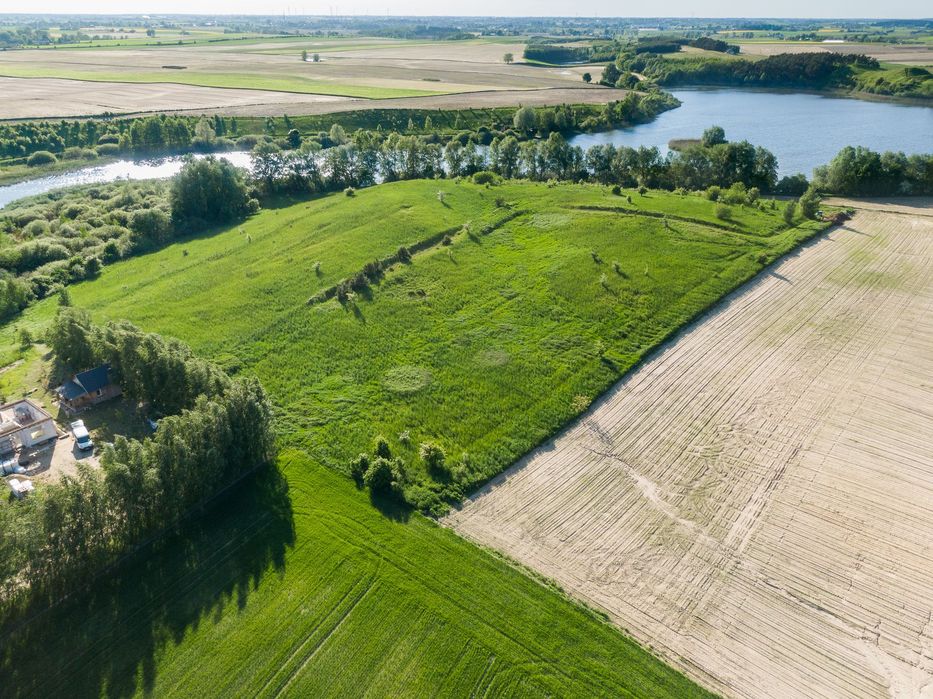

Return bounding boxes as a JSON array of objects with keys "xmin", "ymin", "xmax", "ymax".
[
  {"xmin": 0, "ymin": 449, "xmax": 712, "ymax": 698},
  {"xmin": 0, "ymin": 181, "xmax": 824, "ymax": 503},
  {"xmin": 0, "ymin": 64, "xmax": 442, "ymax": 99}
]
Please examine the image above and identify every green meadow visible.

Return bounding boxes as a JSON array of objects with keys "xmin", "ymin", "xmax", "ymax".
[{"xmin": 0, "ymin": 180, "xmax": 825, "ymax": 511}]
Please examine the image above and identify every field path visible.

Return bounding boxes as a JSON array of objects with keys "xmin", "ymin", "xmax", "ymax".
[{"xmin": 445, "ymin": 200, "xmax": 933, "ymax": 699}]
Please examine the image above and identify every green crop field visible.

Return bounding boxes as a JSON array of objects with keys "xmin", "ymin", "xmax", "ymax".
[
  {"xmin": 0, "ymin": 180, "xmax": 824, "ymax": 511},
  {"xmin": 0, "ymin": 448, "xmax": 712, "ymax": 698},
  {"xmin": 0, "ymin": 64, "xmax": 442, "ymax": 99}
]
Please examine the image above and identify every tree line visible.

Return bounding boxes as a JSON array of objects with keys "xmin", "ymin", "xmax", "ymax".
[
  {"xmin": 618, "ymin": 51, "xmax": 883, "ymax": 90},
  {"xmin": 0, "ymin": 309, "xmax": 276, "ymax": 618}
]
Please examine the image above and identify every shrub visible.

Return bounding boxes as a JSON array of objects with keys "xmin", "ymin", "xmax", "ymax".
[
  {"xmin": 472, "ymin": 171, "xmax": 498, "ymax": 185},
  {"xmin": 611, "ymin": 184, "xmax": 622, "ymax": 196},
  {"xmin": 419, "ymin": 442, "xmax": 447, "ymax": 475},
  {"xmin": 638, "ymin": 185, "xmax": 647, "ymax": 195},
  {"xmin": 397, "ymin": 246, "xmax": 411, "ymax": 263},
  {"xmin": 775, "ymin": 173, "xmax": 810, "ymax": 197},
  {"xmin": 722, "ymin": 182, "xmax": 747, "ymax": 205},
  {"xmin": 715, "ymin": 204, "xmax": 732, "ymax": 220},
  {"xmin": 170, "ymin": 156, "xmax": 250, "ymax": 226},
  {"xmin": 373, "ymin": 435, "xmax": 391, "ymax": 459},
  {"xmin": 705, "ymin": 186, "xmax": 721, "ymax": 201},
  {"xmin": 363, "ymin": 456, "xmax": 398, "ymax": 493},
  {"xmin": 344, "ymin": 187, "xmax": 356, "ymax": 197},
  {"xmin": 799, "ymin": 188, "xmax": 821, "ymax": 219},
  {"xmin": 26, "ymin": 151, "xmax": 57, "ymax": 167},
  {"xmin": 349, "ymin": 453, "xmax": 370, "ymax": 482},
  {"xmin": 130, "ymin": 208, "xmax": 173, "ymax": 243},
  {"xmin": 96, "ymin": 143, "xmax": 121, "ymax": 157},
  {"xmin": 783, "ymin": 200, "xmax": 797, "ymax": 226},
  {"xmin": 23, "ymin": 219, "xmax": 50, "ymax": 238}
]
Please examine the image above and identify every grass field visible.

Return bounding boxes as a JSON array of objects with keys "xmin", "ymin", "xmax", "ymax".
[
  {"xmin": 0, "ymin": 448, "xmax": 712, "ymax": 698},
  {"xmin": 0, "ymin": 180, "xmax": 824, "ymax": 512}
]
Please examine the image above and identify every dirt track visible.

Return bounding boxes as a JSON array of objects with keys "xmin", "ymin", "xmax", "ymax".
[{"xmin": 445, "ymin": 200, "xmax": 933, "ymax": 698}]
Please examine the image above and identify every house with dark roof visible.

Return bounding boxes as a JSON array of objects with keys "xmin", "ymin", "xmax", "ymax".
[{"xmin": 57, "ymin": 364, "xmax": 122, "ymax": 413}]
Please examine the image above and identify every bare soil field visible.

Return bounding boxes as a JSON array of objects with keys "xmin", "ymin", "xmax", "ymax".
[
  {"xmin": 738, "ymin": 42, "xmax": 933, "ymax": 66},
  {"xmin": 0, "ymin": 76, "xmax": 355, "ymax": 120},
  {"xmin": 0, "ymin": 38, "xmax": 604, "ymax": 118},
  {"xmin": 446, "ymin": 200, "xmax": 933, "ymax": 699}
]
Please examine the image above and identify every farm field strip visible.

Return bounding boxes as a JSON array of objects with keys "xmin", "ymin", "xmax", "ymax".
[
  {"xmin": 0, "ymin": 38, "xmax": 602, "ymax": 118},
  {"xmin": 445, "ymin": 201, "xmax": 933, "ymax": 698}
]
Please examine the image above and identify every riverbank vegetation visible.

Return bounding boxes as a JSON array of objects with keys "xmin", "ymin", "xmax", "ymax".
[{"xmin": 0, "ymin": 94, "xmax": 679, "ymax": 179}]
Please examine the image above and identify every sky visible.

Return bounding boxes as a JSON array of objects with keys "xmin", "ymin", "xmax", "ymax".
[{"xmin": 1, "ymin": 1, "xmax": 929, "ymax": 18}]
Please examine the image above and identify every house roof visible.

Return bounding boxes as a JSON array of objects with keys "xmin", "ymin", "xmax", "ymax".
[{"xmin": 59, "ymin": 364, "xmax": 112, "ymax": 401}]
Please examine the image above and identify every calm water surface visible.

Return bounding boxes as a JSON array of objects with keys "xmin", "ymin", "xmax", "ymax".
[
  {"xmin": 569, "ymin": 89, "xmax": 932, "ymax": 177},
  {"xmin": 0, "ymin": 152, "xmax": 252, "ymax": 209}
]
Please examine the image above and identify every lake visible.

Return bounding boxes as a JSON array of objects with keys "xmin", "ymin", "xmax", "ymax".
[{"xmin": 569, "ymin": 89, "xmax": 933, "ymax": 177}]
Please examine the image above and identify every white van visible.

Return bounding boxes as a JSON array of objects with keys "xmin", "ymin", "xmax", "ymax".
[{"xmin": 70, "ymin": 420, "xmax": 94, "ymax": 452}]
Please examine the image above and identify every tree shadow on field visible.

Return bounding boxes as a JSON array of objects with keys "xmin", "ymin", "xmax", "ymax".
[{"xmin": 0, "ymin": 465, "xmax": 295, "ymax": 699}]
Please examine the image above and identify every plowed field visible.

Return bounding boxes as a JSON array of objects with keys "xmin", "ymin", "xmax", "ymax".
[{"xmin": 446, "ymin": 200, "xmax": 933, "ymax": 699}]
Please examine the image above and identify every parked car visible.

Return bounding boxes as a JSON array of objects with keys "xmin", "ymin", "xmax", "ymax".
[{"xmin": 70, "ymin": 420, "xmax": 94, "ymax": 452}]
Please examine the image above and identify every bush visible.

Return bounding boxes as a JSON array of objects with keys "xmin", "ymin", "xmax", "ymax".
[
  {"xmin": 705, "ymin": 186, "xmax": 721, "ymax": 201},
  {"xmin": 373, "ymin": 435, "xmax": 391, "ymax": 459},
  {"xmin": 130, "ymin": 208, "xmax": 173, "ymax": 243},
  {"xmin": 611, "ymin": 184, "xmax": 622, "ymax": 196},
  {"xmin": 715, "ymin": 203, "xmax": 732, "ymax": 220},
  {"xmin": 783, "ymin": 200, "xmax": 797, "ymax": 226},
  {"xmin": 638, "ymin": 185, "xmax": 648, "ymax": 195},
  {"xmin": 349, "ymin": 453, "xmax": 370, "ymax": 482},
  {"xmin": 364, "ymin": 456, "xmax": 399, "ymax": 494},
  {"xmin": 344, "ymin": 187, "xmax": 356, "ymax": 197},
  {"xmin": 799, "ymin": 188, "xmax": 821, "ymax": 219},
  {"xmin": 472, "ymin": 171, "xmax": 498, "ymax": 185},
  {"xmin": 170, "ymin": 156, "xmax": 250, "ymax": 227},
  {"xmin": 96, "ymin": 143, "xmax": 121, "ymax": 157},
  {"xmin": 774, "ymin": 173, "xmax": 809, "ymax": 197},
  {"xmin": 26, "ymin": 151, "xmax": 57, "ymax": 167},
  {"xmin": 419, "ymin": 442, "xmax": 447, "ymax": 475}
]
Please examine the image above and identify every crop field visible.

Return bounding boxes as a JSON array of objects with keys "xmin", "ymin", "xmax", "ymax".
[
  {"xmin": 736, "ymin": 41, "xmax": 933, "ymax": 66},
  {"xmin": 0, "ymin": 37, "xmax": 606, "ymax": 119},
  {"xmin": 446, "ymin": 200, "xmax": 933, "ymax": 698},
  {"xmin": 0, "ymin": 448, "xmax": 712, "ymax": 698},
  {"xmin": 0, "ymin": 180, "xmax": 823, "ymax": 507}
]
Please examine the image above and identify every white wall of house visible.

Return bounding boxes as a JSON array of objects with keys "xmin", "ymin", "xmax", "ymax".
[{"xmin": 18, "ymin": 418, "xmax": 58, "ymax": 448}]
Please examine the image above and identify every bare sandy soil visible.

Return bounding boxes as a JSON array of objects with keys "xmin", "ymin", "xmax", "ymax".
[
  {"xmin": 738, "ymin": 42, "xmax": 933, "ymax": 65},
  {"xmin": 445, "ymin": 200, "xmax": 933, "ymax": 699},
  {"xmin": 0, "ymin": 76, "xmax": 354, "ymax": 120},
  {"xmin": 0, "ymin": 78, "xmax": 626, "ymax": 120},
  {"xmin": 0, "ymin": 39, "xmax": 603, "ymax": 119}
]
